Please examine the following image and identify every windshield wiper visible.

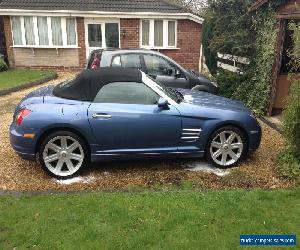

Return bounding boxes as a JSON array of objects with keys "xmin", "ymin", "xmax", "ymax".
[
  {"xmin": 168, "ymin": 87, "xmax": 183, "ymax": 103},
  {"xmin": 173, "ymin": 89, "xmax": 184, "ymax": 101}
]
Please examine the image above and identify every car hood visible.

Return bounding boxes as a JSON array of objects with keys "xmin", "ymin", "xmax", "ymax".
[{"xmin": 178, "ymin": 89, "xmax": 250, "ymax": 113}]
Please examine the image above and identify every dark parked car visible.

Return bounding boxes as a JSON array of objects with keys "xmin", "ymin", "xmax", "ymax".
[
  {"xmin": 87, "ymin": 49, "xmax": 219, "ymax": 94},
  {"xmin": 10, "ymin": 68, "xmax": 261, "ymax": 179}
]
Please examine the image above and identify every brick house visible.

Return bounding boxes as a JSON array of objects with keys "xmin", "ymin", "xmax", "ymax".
[{"xmin": 0, "ymin": 0, "xmax": 203, "ymax": 71}]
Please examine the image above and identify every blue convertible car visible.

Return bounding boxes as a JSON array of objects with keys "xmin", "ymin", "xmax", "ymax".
[{"xmin": 10, "ymin": 68, "xmax": 261, "ymax": 179}]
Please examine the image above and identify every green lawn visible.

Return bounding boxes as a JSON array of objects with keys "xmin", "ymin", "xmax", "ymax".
[
  {"xmin": 0, "ymin": 69, "xmax": 56, "ymax": 90},
  {"xmin": 0, "ymin": 188, "xmax": 299, "ymax": 249}
]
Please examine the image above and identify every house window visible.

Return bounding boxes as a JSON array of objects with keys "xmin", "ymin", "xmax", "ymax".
[
  {"xmin": 11, "ymin": 17, "xmax": 22, "ymax": 45},
  {"xmin": 141, "ymin": 19, "xmax": 177, "ymax": 49},
  {"xmin": 86, "ymin": 21, "xmax": 119, "ymax": 50},
  {"xmin": 37, "ymin": 17, "xmax": 49, "ymax": 45},
  {"xmin": 51, "ymin": 17, "xmax": 63, "ymax": 46},
  {"xmin": 142, "ymin": 20, "xmax": 150, "ymax": 46},
  {"xmin": 66, "ymin": 18, "xmax": 76, "ymax": 46},
  {"xmin": 168, "ymin": 21, "xmax": 176, "ymax": 47},
  {"xmin": 24, "ymin": 17, "xmax": 35, "ymax": 45},
  {"xmin": 11, "ymin": 16, "xmax": 77, "ymax": 47},
  {"xmin": 88, "ymin": 24, "xmax": 102, "ymax": 48},
  {"xmin": 154, "ymin": 20, "xmax": 163, "ymax": 47},
  {"xmin": 105, "ymin": 23, "xmax": 119, "ymax": 48}
]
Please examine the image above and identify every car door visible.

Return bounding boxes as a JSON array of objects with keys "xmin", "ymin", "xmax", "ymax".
[
  {"xmin": 88, "ymin": 81, "xmax": 182, "ymax": 154},
  {"xmin": 142, "ymin": 54, "xmax": 189, "ymax": 89}
]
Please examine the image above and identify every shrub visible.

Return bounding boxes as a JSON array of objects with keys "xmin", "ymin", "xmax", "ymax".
[
  {"xmin": 0, "ymin": 59, "xmax": 8, "ymax": 72},
  {"xmin": 278, "ymin": 21, "xmax": 300, "ymax": 181},
  {"xmin": 202, "ymin": 20, "xmax": 218, "ymax": 75},
  {"xmin": 283, "ymin": 79, "xmax": 300, "ymax": 153},
  {"xmin": 215, "ymin": 70, "xmax": 249, "ymax": 99},
  {"xmin": 277, "ymin": 149, "xmax": 300, "ymax": 181}
]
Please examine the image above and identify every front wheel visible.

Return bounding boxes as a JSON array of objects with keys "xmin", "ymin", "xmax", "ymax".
[
  {"xmin": 39, "ymin": 131, "xmax": 89, "ymax": 179},
  {"xmin": 206, "ymin": 126, "xmax": 247, "ymax": 168}
]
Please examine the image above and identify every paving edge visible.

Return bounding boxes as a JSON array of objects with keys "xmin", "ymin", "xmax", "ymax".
[
  {"xmin": 259, "ymin": 117, "xmax": 283, "ymax": 135},
  {"xmin": 0, "ymin": 73, "xmax": 58, "ymax": 96}
]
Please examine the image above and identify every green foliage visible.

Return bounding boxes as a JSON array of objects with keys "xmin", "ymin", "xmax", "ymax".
[
  {"xmin": 277, "ymin": 149, "xmax": 300, "ymax": 181},
  {"xmin": 282, "ymin": 22, "xmax": 300, "ymax": 152},
  {"xmin": 0, "ymin": 58, "xmax": 8, "ymax": 72},
  {"xmin": 234, "ymin": 9, "xmax": 279, "ymax": 115},
  {"xmin": 202, "ymin": 19, "xmax": 218, "ymax": 74},
  {"xmin": 283, "ymin": 79, "xmax": 300, "ymax": 152},
  {"xmin": 279, "ymin": 21, "xmax": 300, "ymax": 181},
  {"xmin": 215, "ymin": 70, "xmax": 249, "ymax": 98},
  {"xmin": 206, "ymin": 0, "xmax": 255, "ymax": 57},
  {"xmin": 203, "ymin": 0, "xmax": 286, "ymax": 114}
]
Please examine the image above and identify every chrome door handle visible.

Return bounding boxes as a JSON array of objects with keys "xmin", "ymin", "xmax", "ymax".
[{"xmin": 92, "ymin": 114, "xmax": 112, "ymax": 119}]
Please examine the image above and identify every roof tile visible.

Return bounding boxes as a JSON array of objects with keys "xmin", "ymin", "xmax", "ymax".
[{"xmin": 0, "ymin": 0, "xmax": 185, "ymax": 13}]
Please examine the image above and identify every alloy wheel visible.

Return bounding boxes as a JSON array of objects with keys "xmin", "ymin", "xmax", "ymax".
[
  {"xmin": 209, "ymin": 130, "xmax": 244, "ymax": 167},
  {"xmin": 42, "ymin": 136, "xmax": 84, "ymax": 177}
]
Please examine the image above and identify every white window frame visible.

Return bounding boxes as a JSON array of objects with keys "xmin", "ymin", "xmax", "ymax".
[
  {"xmin": 84, "ymin": 18, "xmax": 120, "ymax": 58},
  {"xmin": 140, "ymin": 19, "xmax": 177, "ymax": 49},
  {"xmin": 10, "ymin": 16, "xmax": 78, "ymax": 48}
]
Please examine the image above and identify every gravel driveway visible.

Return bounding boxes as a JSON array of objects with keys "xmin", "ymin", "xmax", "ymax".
[{"xmin": 0, "ymin": 73, "xmax": 295, "ymax": 191}]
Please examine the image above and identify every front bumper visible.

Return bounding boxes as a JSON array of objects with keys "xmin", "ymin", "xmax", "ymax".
[{"xmin": 10, "ymin": 124, "xmax": 37, "ymax": 161}]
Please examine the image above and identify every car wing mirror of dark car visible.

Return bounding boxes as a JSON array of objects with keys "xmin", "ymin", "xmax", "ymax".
[
  {"xmin": 149, "ymin": 74, "xmax": 157, "ymax": 79},
  {"xmin": 157, "ymin": 97, "xmax": 169, "ymax": 110},
  {"xmin": 175, "ymin": 70, "xmax": 182, "ymax": 78}
]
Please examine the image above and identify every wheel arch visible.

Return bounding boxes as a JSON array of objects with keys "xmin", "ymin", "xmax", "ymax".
[
  {"xmin": 35, "ymin": 127, "xmax": 91, "ymax": 155},
  {"xmin": 205, "ymin": 122, "xmax": 249, "ymax": 154}
]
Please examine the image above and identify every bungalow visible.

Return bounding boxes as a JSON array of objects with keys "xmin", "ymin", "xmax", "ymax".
[
  {"xmin": 250, "ymin": 0, "xmax": 300, "ymax": 115},
  {"xmin": 0, "ymin": 0, "xmax": 203, "ymax": 71}
]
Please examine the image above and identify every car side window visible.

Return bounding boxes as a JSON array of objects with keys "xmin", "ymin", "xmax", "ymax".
[
  {"xmin": 111, "ymin": 55, "xmax": 121, "ymax": 67},
  {"xmin": 94, "ymin": 82, "xmax": 160, "ymax": 105},
  {"xmin": 111, "ymin": 54, "xmax": 141, "ymax": 69},
  {"xmin": 143, "ymin": 54, "xmax": 179, "ymax": 77}
]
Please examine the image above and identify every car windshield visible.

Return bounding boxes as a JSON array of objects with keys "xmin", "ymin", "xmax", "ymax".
[{"xmin": 144, "ymin": 75, "xmax": 184, "ymax": 103}]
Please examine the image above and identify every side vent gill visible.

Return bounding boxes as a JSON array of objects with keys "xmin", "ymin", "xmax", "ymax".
[{"xmin": 181, "ymin": 128, "xmax": 202, "ymax": 143}]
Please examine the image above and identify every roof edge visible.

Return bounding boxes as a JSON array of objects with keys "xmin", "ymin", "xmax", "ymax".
[{"xmin": 0, "ymin": 9, "xmax": 203, "ymax": 23}]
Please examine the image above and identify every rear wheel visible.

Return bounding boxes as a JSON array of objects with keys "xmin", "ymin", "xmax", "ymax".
[
  {"xmin": 206, "ymin": 126, "xmax": 247, "ymax": 168},
  {"xmin": 39, "ymin": 131, "xmax": 89, "ymax": 179}
]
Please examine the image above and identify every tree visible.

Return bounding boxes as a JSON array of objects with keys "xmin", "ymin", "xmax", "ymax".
[
  {"xmin": 204, "ymin": 0, "xmax": 255, "ymax": 58},
  {"xmin": 167, "ymin": 0, "xmax": 208, "ymax": 16}
]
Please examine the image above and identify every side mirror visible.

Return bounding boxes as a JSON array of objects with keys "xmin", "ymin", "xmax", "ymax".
[
  {"xmin": 157, "ymin": 98, "xmax": 169, "ymax": 110},
  {"xmin": 149, "ymin": 74, "xmax": 157, "ymax": 79},
  {"xmin": 175, "ymin": 70, "xmax": 182, "ymax": 78},
  {"xmin": 167, "ymin": 68, "xmax": 173, "ymax": 76}
]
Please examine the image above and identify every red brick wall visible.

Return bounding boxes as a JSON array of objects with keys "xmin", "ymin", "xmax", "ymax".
[
  {"xmin": 4, "ymin": 16, "xmax": 201, "ymax": 71},
  {"xmin": 120, "ymin": 19, "xmax": 140, "ymax": 49},
  {"xmin": 76, "ymin": 17, "xmax": 87, "ymax": 68},
  {"xmin": 120, "ymin": 18, "xmax": 202, "ymax": 71},
  {"xmin": 160, "ymin": 20, "xmax": 202, "ymax": 71},
  {"xmin": 3, "ymin": 16, "xmax": 14, "ymax": 67}
]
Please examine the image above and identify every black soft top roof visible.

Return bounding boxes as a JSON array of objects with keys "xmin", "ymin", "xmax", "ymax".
[{"xmin": 53, "ymin": 68, "xmax": 143, "ymax": 101}]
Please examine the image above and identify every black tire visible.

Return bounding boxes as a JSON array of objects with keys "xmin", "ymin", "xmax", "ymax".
[
  {"xmin": 39, "ymin": 131, "xmax": 90, "ymax": 179},
  {"xmin": 205, "ymin": 126, "xmax": 247, "ymax": 168}
]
